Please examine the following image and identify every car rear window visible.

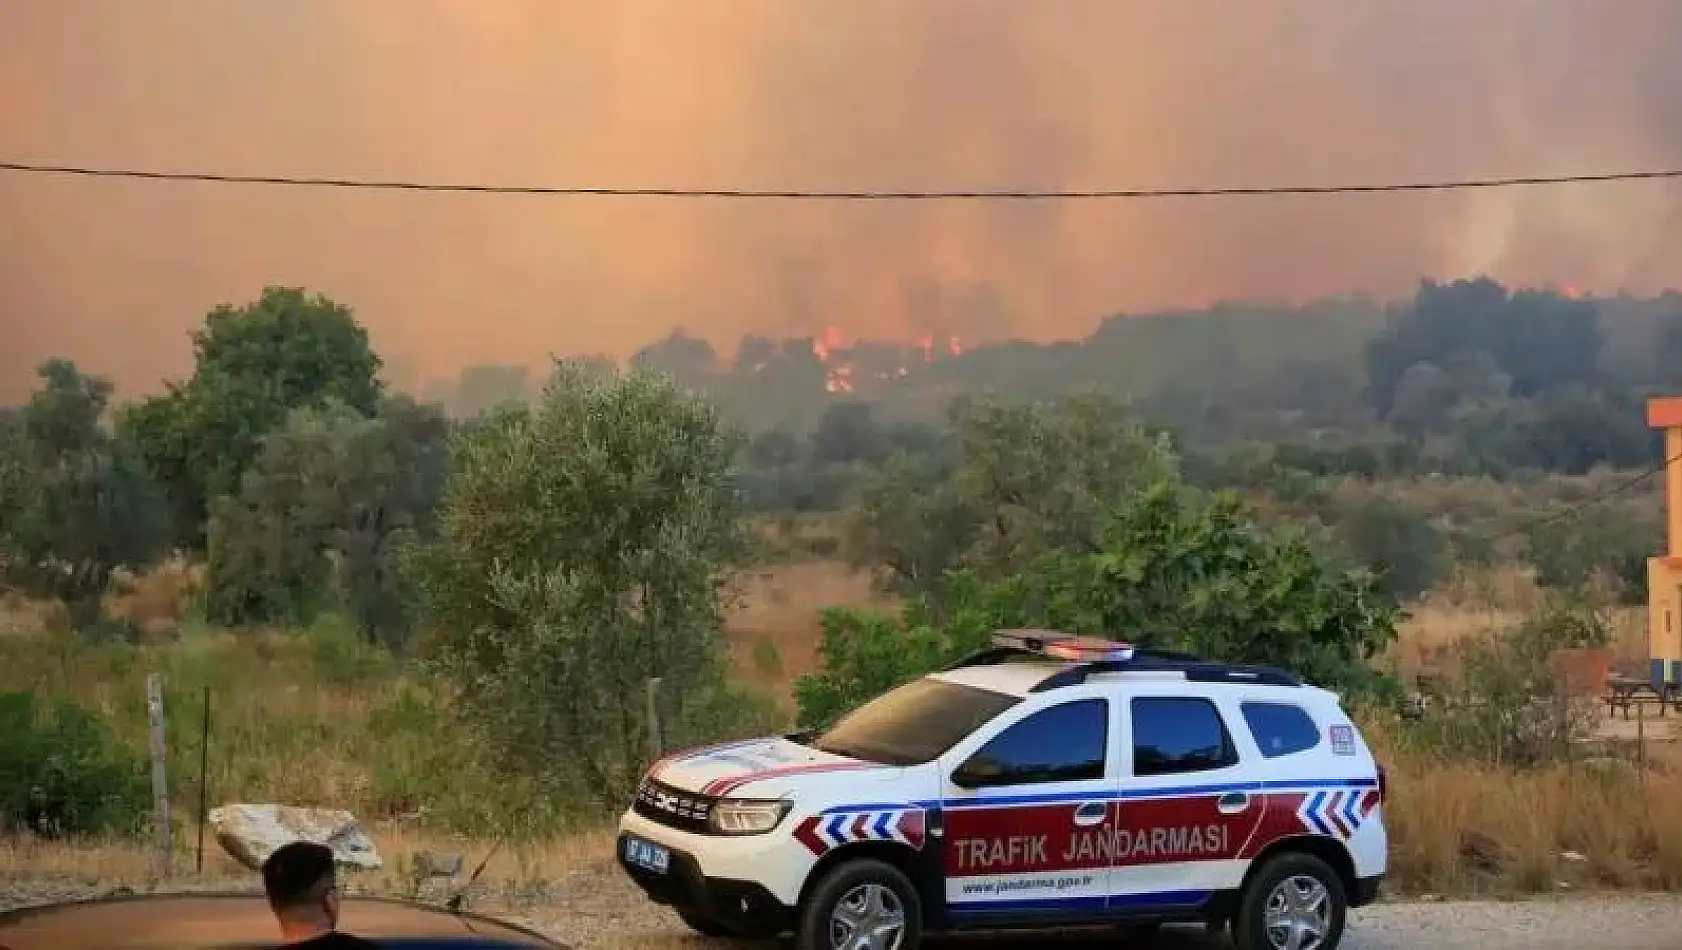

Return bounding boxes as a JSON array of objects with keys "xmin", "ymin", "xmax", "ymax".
[
  {"xmin": 1131, "ymin": 696, "xmax": 1239, "ymax": 776},
  {"xmin": 808, "ymin": 678, "xmax": 1021, "ymax": 766},
  {"xmin": 1240, "ymin": 700, "xmax": 1321, "ymax": 758}
]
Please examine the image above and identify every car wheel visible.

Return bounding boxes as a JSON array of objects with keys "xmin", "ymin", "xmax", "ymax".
[
  {"xmin": 1231, "ymin": 851, "xmax": 1347, "ymax": 950},
  {"xmin": 676, "ymin": 907, "xmax": 738, "ymax": 938},
  {"xmin": 796, "ymin": 858, "xmax": 923, "ymax": 950}
]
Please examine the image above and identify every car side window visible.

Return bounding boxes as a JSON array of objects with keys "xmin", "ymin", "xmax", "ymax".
[
  {"xmin": 967, "ymin": 698, "xmax": 1109, "ymax": 785},
  {"xmin": 1241, "ymin": 701, "xmax": 1321, "ymax": 758},
  {"xmin": 1131, "ymin": 696, "xmax": 1238, "ymax": 777}
]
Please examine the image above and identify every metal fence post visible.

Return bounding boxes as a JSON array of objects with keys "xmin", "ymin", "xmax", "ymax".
[{"xmin": 195, "ymin": 685, "xmax": 211, "ymax": 874}]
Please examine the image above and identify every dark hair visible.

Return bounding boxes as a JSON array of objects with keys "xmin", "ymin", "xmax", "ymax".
[{"xmin": 261, "ymin": 841, "xmax": 337, "ymax": 911}]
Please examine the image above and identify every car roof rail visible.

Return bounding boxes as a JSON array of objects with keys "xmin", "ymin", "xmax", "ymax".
[
  {"xmin": 1030, "ymin": 658, "xmax": 1303, "ymax": 692},
  {"xmin": 939, "ymin": 628, "xmax": 1302, "ymax": 689}
]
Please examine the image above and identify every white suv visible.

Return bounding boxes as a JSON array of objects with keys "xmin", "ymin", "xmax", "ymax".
[{"xmin": 618, "ymin": 630, "xmax": 1387, "ymax": 950}]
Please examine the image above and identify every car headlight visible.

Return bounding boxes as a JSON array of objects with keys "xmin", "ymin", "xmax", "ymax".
[{"xmin": 708, "ymin": 798, "xmax": 792, "ymax": 835}]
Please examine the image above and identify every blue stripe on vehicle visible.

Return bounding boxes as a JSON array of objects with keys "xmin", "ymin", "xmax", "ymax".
[
  {"xmin": 948, "ymin": 890, "xmax": 1211, "ymax": 915},
  {"xmin": 1341, "ymin": 789, "xmax": 1361, "ymax": 828},
  {"xmin": 1303, "ymin": 791, "xmax": 1335, "ymax": 837},
  {"xmin": 872, "ymin": 812, "xmax": 893, "ymax": 839},
  {"xmin": 816, "ymin": 777, "xmax": 1377, "ymax": 814},
  {"xmin": 824, "ymin": 814, "xmax": 849, "ymax": 842}
]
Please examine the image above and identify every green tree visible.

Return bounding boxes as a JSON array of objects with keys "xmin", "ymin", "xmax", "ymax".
[
  {"xmin": 0, "ymin": 361, "xmax": 169, "ymax": 631},
  {"xmin": 205, "ymin": 395, "xmax": 450, "ymax": 645},
  {"xmin": 1526, "ymin": 504, "xmax": 1660, "ymax": 606},
  {"xmin": 1330, "ymin": 494, "xmax": 1448, "ymax": 601},
  {"xmin": 802, "ymin": 481, "xmax": 1401, "ymax": 724},
  {"xmin": 810, "ymin": 401, "xmax": 887, "ymax": 465},
  {"xmin": 407, "ymin": 360, "xmax": 759, "ymax": 810},
  {"xmin": 846, "ymin": 393, "xmax": 1177, "ymax": 598},
  {"xmin": 1367, "ymin": 278, "xmax": 1604, "ymax": 417},
  {"xmin": 120, "ymin": 287, "xmax": 384, "ymax": 548}
]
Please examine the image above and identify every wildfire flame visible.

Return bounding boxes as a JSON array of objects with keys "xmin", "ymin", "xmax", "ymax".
[{"xmin": 809, "ymin": 326, "xmax": 963, "ymax": 393}]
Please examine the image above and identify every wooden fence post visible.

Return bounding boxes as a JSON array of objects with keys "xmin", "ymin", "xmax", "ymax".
[{"xmin": 146, "ymin": 674, "xmax": 171, "ymax": 879}]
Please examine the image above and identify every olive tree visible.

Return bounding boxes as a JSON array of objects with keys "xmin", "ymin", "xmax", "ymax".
[
  {"xmin": 407, "ymin": 360, "xmax": 757, "ymax": 810},
  {"xmin": 204, "ymin": 395, "xmax": 450, "ymax": 645},
  {"xmin": 0, "ymin": 361, "xmax": 169, "ymax": 632}
]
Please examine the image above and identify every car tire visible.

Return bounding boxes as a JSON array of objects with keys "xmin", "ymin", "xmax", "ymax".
[
  {"xmin": 1231, "ymin": 851, "xmax": 1348, "ymax": 950},
  {"xmin": 796, "ymin": 858, "xmax": 923, "ymax": 950},
  {"xmin": 675, "ymin": 907, "xmax": 738, "ymax": 938}
]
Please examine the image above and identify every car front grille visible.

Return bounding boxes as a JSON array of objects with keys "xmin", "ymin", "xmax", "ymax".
[{"xmin": 633, "ymin": 778, "xmax": 715, "ymax": 834}]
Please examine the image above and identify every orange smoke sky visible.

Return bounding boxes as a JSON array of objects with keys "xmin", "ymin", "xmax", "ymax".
[{"xmin": 4, "ymin": 0, "xmax": 1682, "ymax": 400}]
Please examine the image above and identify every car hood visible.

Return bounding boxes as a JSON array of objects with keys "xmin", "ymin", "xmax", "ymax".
[{"xmin": 650, "ymin": 736, "xmax": 883, "ymax": 797}]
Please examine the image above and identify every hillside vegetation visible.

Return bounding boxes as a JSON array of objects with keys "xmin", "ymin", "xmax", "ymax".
[{"xmin": 4, "ymin": 278, "xmax": 1682, "ymax": 896}]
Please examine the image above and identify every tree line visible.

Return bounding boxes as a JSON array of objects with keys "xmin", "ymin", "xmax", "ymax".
[{"xmin": 0, "ymin": 280, "xmax": 1664, "ymax": 827}]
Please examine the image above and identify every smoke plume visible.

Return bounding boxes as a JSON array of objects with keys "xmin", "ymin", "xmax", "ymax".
[{"xmin": 4, "ymin": 0, "xmax": 1682, "ymax": 399}]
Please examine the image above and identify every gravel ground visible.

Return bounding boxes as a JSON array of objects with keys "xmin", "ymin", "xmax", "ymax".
[{"xmin": 7, "ymin": 869, "xmax": 1682, "ymax": 949}]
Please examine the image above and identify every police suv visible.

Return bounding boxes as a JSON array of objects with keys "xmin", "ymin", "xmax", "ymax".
[{"xmin": 618, "ymin": 630, "xmax": 1387, "ymax": 950}]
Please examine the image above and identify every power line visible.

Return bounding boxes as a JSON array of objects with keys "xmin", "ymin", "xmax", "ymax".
[
  {"xmin": 2, "ymin": 160, "xmax": 1682, "ymax": 201},
  {"xmin": 1519, "ymin": 453, "xmax": 1676, "ymax": 535}
]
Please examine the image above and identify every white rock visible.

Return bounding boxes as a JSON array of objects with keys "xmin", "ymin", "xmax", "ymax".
[{"xmin": 207, "ymin": 803, "xmax": 383, "ymax": 872}]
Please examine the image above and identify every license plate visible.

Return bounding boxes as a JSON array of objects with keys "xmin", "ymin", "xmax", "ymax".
[{"xmin": 623, "ymin": 836, "xmax": 670, "ymax": 874}]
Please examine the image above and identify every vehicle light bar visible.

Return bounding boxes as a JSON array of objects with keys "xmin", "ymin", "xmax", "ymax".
[
  {"xmin": 1044, "ymin": 637, "xmax": 1136, "ymax": 662},
  {"xmin": 990, "ymin": 629, "xmax": 1136, "ymax": 662}
]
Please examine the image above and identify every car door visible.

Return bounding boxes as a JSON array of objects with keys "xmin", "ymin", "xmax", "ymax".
[
  {"xmin": 1111, "ymin": 691, "xmax": 1265, "ymax": 909},
  {"xmin": 936, "ymin": 691, "xmax": 1120, "ymax": 920}
]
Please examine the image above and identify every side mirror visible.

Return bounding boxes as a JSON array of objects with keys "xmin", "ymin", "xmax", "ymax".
[{"xmin": 952, "ymin": 754, "xmax": 1008, "ymax": 789}]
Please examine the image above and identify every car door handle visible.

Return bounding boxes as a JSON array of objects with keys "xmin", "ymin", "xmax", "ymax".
[
  {"xmin": 1073, "ymin": 801, "xmax": 1108, "ymax": 826},
  {"xmin": 1217, "ymin": 792, "xmax": 1251, "ymax": 814}
]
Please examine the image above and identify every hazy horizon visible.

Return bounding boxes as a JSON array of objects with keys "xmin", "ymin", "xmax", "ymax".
[{"xmin": 6, "ymin": 0, "xmax": 1682, "ymax": 401}]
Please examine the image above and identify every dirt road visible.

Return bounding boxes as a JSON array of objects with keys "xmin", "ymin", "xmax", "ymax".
[
  {"xmin": 525, "ymin": 885, "xmax": 1682, "ymax": 949},
  {"xmin": 8, "ymin": 870, "xmax": 1681, "ymax": 948}
]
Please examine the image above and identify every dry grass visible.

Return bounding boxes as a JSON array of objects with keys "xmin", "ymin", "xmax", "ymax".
[
  {"xmin": 106, "ymin": 557, "xmax": 203, "ymax": 643},
  {"xmin": 0, "ymin": 825, "xmax": 617, "ymax": 888},
  {"xmin": 1368, "ymin": 712, "xmax": 1682, "ymax": 894},
  {"xmin": 8, "ymin": 556, "xmax": 1682, "ymax": 899},
  {"xmin": 1387, "ymin": 565, "xmax": 1649, "ymax": 682},
  {"xmin": 723, "ymin": 560, "xmax": 894, "ymax": 701}
]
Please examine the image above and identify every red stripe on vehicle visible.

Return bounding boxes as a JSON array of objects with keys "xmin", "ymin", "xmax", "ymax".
[
  {"xmin": 897, "ymin": 810, "xmax": 926, "ymax": 849},
  {"xmin": 794, "ymin": 816, "xmax": 829, "ymax": 855},
  {"xmin": 943, "ymin": 795, "xmax": 1265, "ymax": 876},
  {"xmin": 1237, "ymin": 793, "xmax": 1309, "ymax": 859},
  {"xmin": 851, "ymin": 813, "xmax": 871, "ymax": 840},
  {"xmin": 1327, "ymin": 792, "xmax": 1353, "ymax": 838},
  {"xmin": 702, "ymin": 761, "xmax": 871, "ymax": 796}
]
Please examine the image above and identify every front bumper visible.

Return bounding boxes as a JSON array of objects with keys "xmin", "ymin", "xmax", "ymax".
[
  {"xmin": 1350, "ymin": 873, "xmax": 1384, "ymax": 908},
  {"xmin": 616, "ymin": 831, "xmax": 795, "ymax": 936}
]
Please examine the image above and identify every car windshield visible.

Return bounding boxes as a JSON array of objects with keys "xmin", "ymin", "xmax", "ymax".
[{"xmin": 806, "ymin": 677, "xmax": 1021, "ymax": 766}]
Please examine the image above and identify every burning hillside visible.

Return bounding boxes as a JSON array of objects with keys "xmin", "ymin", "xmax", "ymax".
[{"xmin": 810, "ymin": 326, "xmax": 963, "ymax": 394}]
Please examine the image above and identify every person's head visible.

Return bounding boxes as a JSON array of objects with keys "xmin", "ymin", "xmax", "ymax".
[{"xmin": 261, "ymin": 841, "xmax": 341, "ymax": 935}]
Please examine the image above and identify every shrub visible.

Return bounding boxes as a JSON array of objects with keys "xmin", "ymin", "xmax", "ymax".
[
  {"xmin": 1332, "ymin": 494, "xmax": 1449, "ymax": 600},
  {"xmin": 1400, "ymin": 605, "xmax": 1605, "ymax": 768},
  {"xmin": 0, "ymin": 691, "xmax": 150, "ymax": 836}
]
